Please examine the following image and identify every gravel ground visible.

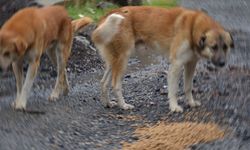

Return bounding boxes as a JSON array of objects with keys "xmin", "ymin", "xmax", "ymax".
[{"xmin": 0, "ymin": 0, "xmax": 250, "ymax": 149}]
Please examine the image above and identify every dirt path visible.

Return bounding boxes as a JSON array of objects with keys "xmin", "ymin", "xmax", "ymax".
[{"xmin": 0, "ymin": 0, "xmax": 250, "ymax": 150}]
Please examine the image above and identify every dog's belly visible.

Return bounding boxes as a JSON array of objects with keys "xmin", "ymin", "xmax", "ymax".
[
  {"xmin": 135, "ymin": 39, "xmax": 171, "ymax": 59},
  {"xmin": 134, "ymin": 29, "xmax": 173, "ymax": 57},
  {"xmin": 151, "ymin": 41, "xmax": 171, "ymax": 56}
]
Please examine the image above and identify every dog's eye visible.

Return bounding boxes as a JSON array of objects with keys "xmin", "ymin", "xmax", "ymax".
[
  {"xmin": 223, "ymin": 44, "xmax": 228, "ymax": 50},
  {"xmin": 211, "ymin": 44, "xmax": 218, "ymax": 51},
  {"xmin": 3, "ymin": 52, "xmax": 10, "ymax": 57}
]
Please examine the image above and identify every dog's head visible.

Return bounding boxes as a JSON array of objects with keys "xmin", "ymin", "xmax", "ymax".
[
  {"xmin": 197, "ymin": 29, "xmax": 234, "ymax": 67},
  {"xmin": 0, "ymin": 31, "xmax": 27, "ymax": 71}
]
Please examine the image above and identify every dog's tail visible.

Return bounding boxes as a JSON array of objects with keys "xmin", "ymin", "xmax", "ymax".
[
  {"xmin": 71, "ymin": 16, "xmax": 93, "ymax": 33},
  {"xmin": 92, "ymin": 13, "xmax": 124, "ymax": 44}
]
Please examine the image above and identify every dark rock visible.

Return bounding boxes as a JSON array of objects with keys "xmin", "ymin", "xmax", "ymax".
[
  {"xmin": 0, "ymin": 0, "xmax": 43, "ymax": 27},
  {"xmin": 96, "ymin": 1, "xmax": 115, "ymax": 9}
]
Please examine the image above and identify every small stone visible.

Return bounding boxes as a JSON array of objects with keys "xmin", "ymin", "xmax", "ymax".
[
  {"xmin": 58, "ymin": 130, "xmax": 64, "ymax": 134},
  {"xmin": 150, "ymin": 102, "xmax": 155, "ymax": 105},
  {"xmin": 160, "ymin": 87, "xmax": 168, "ymax": 95}
]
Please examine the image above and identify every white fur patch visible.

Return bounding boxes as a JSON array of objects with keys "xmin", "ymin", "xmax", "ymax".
[
  {"xmin": 176, "ymin": 40, "xmax": 193, "ymax": 64},
  {"xmin": 109, "ymin": 14, "xmax": 125, "ymax": 20},
  {"xmin": 96, "ymin": 13, "xmax": 124, "ymax": 44}
]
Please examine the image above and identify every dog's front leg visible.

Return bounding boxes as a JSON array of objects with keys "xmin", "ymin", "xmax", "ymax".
[
  {"xmin": 168, "ymin": 62, "xmax": 183, "ymax": 112},
  {"xmin": 12, "ymin": 59, "xmax": 40, "ymax": 110},
  {"xmin": 12, "ymin": 59, "xmax": 24, "ymax": 101},
  {"xmin": 184, "ymin": 60, "xmax": 201, "ymax": 107}
]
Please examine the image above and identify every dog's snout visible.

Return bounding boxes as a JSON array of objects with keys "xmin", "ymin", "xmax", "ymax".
[
  {"xmin": 212, "ymin": 58, "xmax": 226, "ymax": 67},
  {"xmin": 218, "ymin": 60, "xmax": 225, "ymax": 67}
]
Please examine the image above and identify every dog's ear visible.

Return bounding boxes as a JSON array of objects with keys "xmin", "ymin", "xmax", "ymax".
[
  {"xmin": 224, "ymin": 31, "xmax": 234, "ymax": 49},
  {"xmin": 228, "ymin": 32, "xmax": 234, "ymax": 48},
  {"xmin": 0, "ymin": 35, "xmax": 2, "ymax": 46},
  {"xmin": 198, "ymin": 34, "xmax": 206, "ymax": 49},
  {"xmin": 199, "ymin": 8, "xmax": 208, "ymax": 14},
  {"xmin": 13, "ymin": 38, "xmax": 27, "ymax": 55}
]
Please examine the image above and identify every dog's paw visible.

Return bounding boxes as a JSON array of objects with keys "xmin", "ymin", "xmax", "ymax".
[
  {"xmin": 63, "ymin": 88, "xmax": 69, "ymax": 96},
  {"xmin": 100, "ymin": 98, "xmax": 117, "ymax": 108},
  {"xmin": 169, "ymin": 104, "xmax": 183, "ymax": 113},
  {"xmin": 11, "ymin": 101, "xmax": 26, "ymax": 111},
  {"xmin": 188, "ymin": 100, "xmax": 201, "ymax": 107},
  {"xmin": 48, "ymin": 94, "xmax": 59, "ymax": 101},
  {"xmin": 105, "ymin": 101, "xmax": 118, "ymax": 108},
  {"xmin": 119, "ymin": 103, "xmax": 134, "ymax": 110}
]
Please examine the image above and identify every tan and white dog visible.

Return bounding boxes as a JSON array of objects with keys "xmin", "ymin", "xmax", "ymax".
[
  {"xmin": 92, "ymin": 6, "xmax": 234, "ymax": 112},
  {"xmin": 0, "ymin": 6, "xmax": 74, "ymax": 110}
]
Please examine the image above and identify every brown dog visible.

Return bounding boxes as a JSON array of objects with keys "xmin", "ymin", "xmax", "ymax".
[
  {"xmin": 92, "ymin": 6, "xmax": 234, "ymax": 112},
  {"xmin": 0, "ymin": 6, "xmax": 73, "ymax": 110}
]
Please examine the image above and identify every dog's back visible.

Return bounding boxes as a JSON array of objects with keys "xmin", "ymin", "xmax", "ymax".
[
  {"xmin": 38, "ymin": 6, "xmax": 72, "ymax": 41},
  {"xmin": 1, "ymin": 6, "xmax": 72, "ymax": 53},
  {"xmin": 93, "ymin": 6, "xmax": 193, "ymax": 56}
]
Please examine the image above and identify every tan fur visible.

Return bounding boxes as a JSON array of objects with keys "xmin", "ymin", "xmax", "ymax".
[
  {"xmin": 71, "ymin": 16, "xmax": 93, "ymax": 33},
  {"xmin": 0, "ymin": 6, "xmax": 74, "ymax": 110},
  {"xmin": 92, "ymin": 6, "xmax": 234, "ymax": 112}
]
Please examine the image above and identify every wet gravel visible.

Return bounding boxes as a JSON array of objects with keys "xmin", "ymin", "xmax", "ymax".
[{"xmin": 0, "ymin": 0, "xmax": 250, "ymax": 149}]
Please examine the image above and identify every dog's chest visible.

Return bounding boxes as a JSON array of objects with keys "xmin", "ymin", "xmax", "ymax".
[
  {"xmin": 175, "ymin": 40, "xmax": 194, "ymax": 63},
  {"xmin": 24, "ymin": 48, "xmax": 39, "ymax": 62}
]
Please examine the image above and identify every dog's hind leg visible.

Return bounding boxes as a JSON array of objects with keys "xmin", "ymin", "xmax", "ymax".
[
  {"xmin": 46, "ymin": 42, "xmax": 64, "ymax": 101},
  {"xmin": 100, "ymin": 66, "xmax": 117, "ymax": 108},
  {"xmin": 49, "ymin": 42, "xmax": 70, "ymax": 101},
  {"xmin": 49, "ymin": 20, "xmax": 72, "ymax": 101},
  {"xmin": 184, "ymin": 60, "xmax": 201, "ymax": 107},
  {"xmin": 46, "ymin": 42, "xmax": 57, "ymax": 66},
  {"xmin": 111, "ymin": 54, "xmax": 134, "ymax": 110}
]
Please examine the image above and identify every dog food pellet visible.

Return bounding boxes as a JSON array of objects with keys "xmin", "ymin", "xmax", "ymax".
[{"xmin": 123, "ymin": 122, "xmax": 225, "ymax": 150}]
